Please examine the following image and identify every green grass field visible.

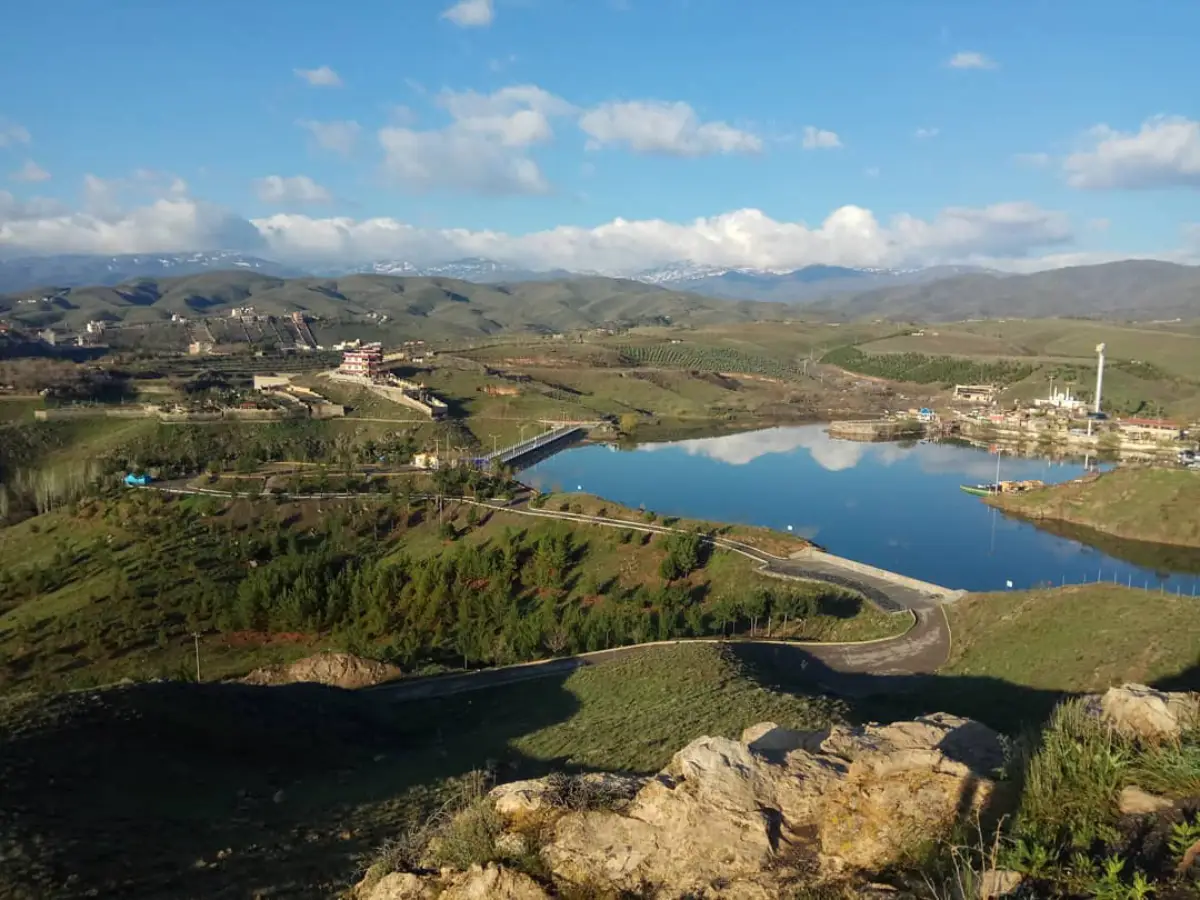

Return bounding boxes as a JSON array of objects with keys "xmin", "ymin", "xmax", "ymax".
[
  {"xmin": 944, "ymin": 584, "xmax": 1200, "ymax": 692},
  {"xmin": 990, "ymin": 467, "xmax": 1200, "ymax": 548},
  {"xmin": 853, "ymin": 320, "xmax": 1200, "ymax": 418}
]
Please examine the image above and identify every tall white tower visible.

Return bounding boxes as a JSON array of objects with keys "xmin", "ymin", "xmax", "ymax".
[{"xmin": 1094, "ymin": 343, "xmax": 1106, "ymax": 414}]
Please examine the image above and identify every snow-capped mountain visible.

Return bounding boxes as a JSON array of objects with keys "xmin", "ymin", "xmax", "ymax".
[
  {"xmin": 633, "ymin": 261, "xmax": 905, "ymax": 285},
  {"xmin": 336, "ymin": 257, "xmax": 574, "ymax": 283},
  {"xmin": 628, "ymin": 261, "xmax": 1000, "ymax": 303},
  {"xmin": 0, "ymin": 252, "xmax": 303, "ymax": 293}
]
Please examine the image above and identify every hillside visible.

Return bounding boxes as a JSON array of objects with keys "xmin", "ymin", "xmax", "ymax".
[
  {"xmin": 0, "ymin": 271, "xmax": 788, "ymax": 338},
  {"xmin": 987, "ymin": 467, "xmax": 1200, "ymax": 548},
  {"xmin": 806, "ymin": 260, "xmax": 1200, "ymax": 321},
  {"xmin": 0, "ymin": 643, "xmax": 844, "ymax": 899}
]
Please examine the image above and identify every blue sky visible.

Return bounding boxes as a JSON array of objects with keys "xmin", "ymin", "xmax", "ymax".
[{"xmin": 0, "ymin": 0, "xmax": 1197, "ymax": 272}]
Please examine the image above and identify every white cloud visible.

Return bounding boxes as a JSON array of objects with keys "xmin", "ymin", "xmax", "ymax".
[
  {"xmin": 377, "ymin": 85, "xmax": 573, "ymax": 194},
  {"xmin": 801, "ymin": 126, "xmax": 842, "ymax": 150},
  {"xmin": 441, "ymin": 0, "xmax": 494, "ymax": 27},
  {"xmin": 947, "ymin": 51, "xmax": 997, "ymax": 70},
  {"xmin": 579, "ymin": 101, "xmax": 762, "ymax": 156},
  {"xmin": 247, "ymin": 201, "xmax": 1074, "ymax": 272},
  {"xmin": 1087, "ymin": 217, "xmax": 1111, "ymax": 232},
  {"xmin": 914, "ymin": 127, "xmax": 940, "ymax": 140},
  {"xmin": 1014, "ymin": 152, "xmax": 1051, "ymax": 168},
  {"xmin": 0, "ymin": 181, "xmax": 1100, "ymax": 272},
  {"xmin": 0, "ymin": 190, "xmax": 67, "ymax": 222},
  {"xmin": 254, "ymin": 175, "xmax": 331, "ymax": 205},
  {"xmin": 1064, "ymin": 116, "xmax": 1200, "ymax": 189},
  {"xmin": 0, "ymin": 178, "xmax": 262, "ymax": 255},
  {"xmin": 0, "ymin": 119, "xmax": 31, "ymax": 147},
  {"xmin": 297, "ymin": 119, "xmax": 362, "ymax": 156},
  {"xmin": 10, "ymin": 160, "xmax": 50, "ymax": 183},
  {"xmin": 379, "ymin": 127, "xmax": 550, "ymax": 194},
  {"xmin": 294, "ymin": 65, "xmax": 343, "ymax": 87},
  {"xmin": 864, "ymin": 166, "xmax": 881, "ymax": 178}
]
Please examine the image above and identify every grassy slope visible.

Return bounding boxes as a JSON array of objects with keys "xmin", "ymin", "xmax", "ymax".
[
  {"xmin": 944, "ymin": 584, "xmax": 1200, "ymax": 692},
  {"xmin": 0, "ymin": 494, "xmax": 905, "ymax": 696},
  {"xmin": 989, "ymin": 467, "xmax": 1200, "ymax": 548},
  {"xmin": 0, "ymin": 643, "xmax": 843, "ymax": 899},
  {"xmin": 2, "ymin": 272, "xmax": 788, "ymax": 336},
  {"xmin": 855, "ymin": 320, "xmax": 1200, "ymax": 418}
]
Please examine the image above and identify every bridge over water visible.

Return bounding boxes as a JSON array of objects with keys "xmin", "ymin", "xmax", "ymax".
[{"xmin": 478, "ymin": 424, "xmax": 588, "ymax": 470}]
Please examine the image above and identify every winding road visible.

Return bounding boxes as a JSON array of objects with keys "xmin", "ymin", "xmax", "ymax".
[{"xmin": 145, "ymin": 481, "xmax": 955, "ymax": 699}]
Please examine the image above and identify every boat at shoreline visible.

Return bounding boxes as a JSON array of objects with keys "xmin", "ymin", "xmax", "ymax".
[
  {"xmin": 960, "ymin": 483, "xmax": 999, "ymax": 497},
  {"xmin": 960, "ymin": 478, "xmax": 1047, "ymax": 497}
]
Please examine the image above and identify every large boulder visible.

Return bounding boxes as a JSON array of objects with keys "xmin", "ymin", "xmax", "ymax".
[
  {"xmin": 540, "ymin": 714, "xmax": 1004, "ymax": 895},
  {"xmin": 1085, "ymin": 684, "xmax": 1200, "ymax": 741}
]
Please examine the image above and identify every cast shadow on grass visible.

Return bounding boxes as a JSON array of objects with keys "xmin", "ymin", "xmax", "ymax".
[
  {"xmin": 13, "ymin": 646, "xmax": 1200, "ymax": 899},
  {"xmin": 0, "ymin": 674, "xmax": 582, "ymax": 900}
]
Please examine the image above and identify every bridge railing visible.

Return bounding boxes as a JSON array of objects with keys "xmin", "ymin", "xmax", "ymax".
[{"xmin": 487, "ymin": 425, "xmax": 581, "ymax": 464}]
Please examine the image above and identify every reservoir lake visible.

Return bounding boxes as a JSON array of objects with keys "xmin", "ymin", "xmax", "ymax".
[{"xmin": 525, "ymin": 424, "xmax": 1200, "ymax": 594}]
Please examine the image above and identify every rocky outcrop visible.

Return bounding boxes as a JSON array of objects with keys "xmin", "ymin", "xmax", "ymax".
[
  {"xmin": 241, "ymin": 652, "xmax": 401, "ymax": 689},
  {"xmin": 358, "ymin": 715, "xmax": 1004, "ymax": 898},
  {"xmin": 367, "ymin": 715, "xmax": 999, "ymax": 898},
  {"xmin": 540, "ymin": 714, "xmax": 1003, "ymax": 895},
  {"xmin": 1085, "ymin": 684, "xmax": 1200, "ymax": 741}
]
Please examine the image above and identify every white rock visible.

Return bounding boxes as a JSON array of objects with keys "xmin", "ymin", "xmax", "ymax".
[
  {"xmin": 978, "ymin": 868, "xmax": 1023, "ymax": 899},
  {"xmin": 1085, "ymin": 684, "xmax": 1200, "ymax": 741}
]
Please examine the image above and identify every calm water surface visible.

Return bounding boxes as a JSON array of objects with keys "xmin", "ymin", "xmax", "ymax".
[{"xmin": 525, "ymin": 425, "xmax": 1200, "ymax": 594}]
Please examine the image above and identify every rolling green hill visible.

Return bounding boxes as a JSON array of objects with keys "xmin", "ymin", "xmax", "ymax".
[
  {"xmin": 0, "ymin": 272, "xmax": 789, "ymax": 339},
  {"xmin": 806, "ymin": 260, "xmax": 1200, "ymax": 322}
]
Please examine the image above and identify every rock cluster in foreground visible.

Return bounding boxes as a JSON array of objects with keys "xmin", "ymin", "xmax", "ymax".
[
  {"xmin": 362, "ymin": 713, "xmax": 1006, "ymax": 898},
  {"xmin": 358, "ymin": 684, "xmax": 1198, "ymax": 899}
]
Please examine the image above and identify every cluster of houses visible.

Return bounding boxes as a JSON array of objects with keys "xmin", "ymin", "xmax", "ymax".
[{"xmin": 950, "ymin": 382, "xmax": 1196, "ymax": 454}]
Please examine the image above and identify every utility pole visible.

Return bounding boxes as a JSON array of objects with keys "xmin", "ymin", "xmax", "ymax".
[{"xmin": 192, "ymin": 632, "xmax": 202, "ymax": 682}]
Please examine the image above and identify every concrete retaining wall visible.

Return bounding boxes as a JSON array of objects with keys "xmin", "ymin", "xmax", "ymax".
[
  {"xmin": 35, "ymin": 406, "xmax": 154, "ymax": 421},
  {"xmin": 789, "ymin": 547, "xmax": 964, "ymax": 600}
]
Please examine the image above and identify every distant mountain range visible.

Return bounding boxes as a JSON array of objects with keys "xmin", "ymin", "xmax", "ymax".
[
  {"xmin": 0, "ymin": 252, "xmax": 989, "ymax": 302},
  {"xmin": 802, "ymin": 260, "xmax": 1200, "ymax": 321},
  {"xmin": 0, "ymin": 252, "xmax": 305, "ymax": 293},
  {"xmin": 1, "ymin": 252, "xmax": 1198, "ymax": 322},
  {"xmin": 631, "ymin": 262, "xmax": 1000, "ymax": 303}
]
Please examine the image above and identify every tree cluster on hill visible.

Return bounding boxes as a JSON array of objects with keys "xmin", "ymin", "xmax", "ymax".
[
  {"xmin": 0, "ymin": 493, "xmax": 862, "ymax": 691},
  {"xmin": 821, "ymin": 345, "xmax": 1035, "ymax": 386},
  {"xmin": 0, "ymin": 359, "xmax": 133, "ymax": 404}
]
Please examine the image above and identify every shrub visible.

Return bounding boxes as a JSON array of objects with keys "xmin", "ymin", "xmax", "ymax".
[
  {"xmin": 1013, "ymin": 699, "xmax": 1129, "ymax": 851},
  {"xmin": 363, "ymin": 770, "xmax": 504, "ymax": 883}
]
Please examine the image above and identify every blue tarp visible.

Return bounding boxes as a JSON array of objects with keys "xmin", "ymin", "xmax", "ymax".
[{"xmin": 124, "ymin": 473, "xmax": 151, "ymax": 486}]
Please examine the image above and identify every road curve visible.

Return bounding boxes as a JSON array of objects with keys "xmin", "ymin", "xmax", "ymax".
[{"xmin": 144, "ymin": 483, "xmax": 952, "ymax": 698}]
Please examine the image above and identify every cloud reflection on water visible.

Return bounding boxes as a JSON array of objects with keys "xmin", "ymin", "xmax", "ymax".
[{"xmin": 637, "ymin": 425, "xmax": 912, "ymax": 472}]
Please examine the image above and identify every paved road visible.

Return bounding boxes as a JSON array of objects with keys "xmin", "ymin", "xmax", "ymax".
[{"xmin": 143, "ymin": 482, "xmax": 953, "ymax": 697}]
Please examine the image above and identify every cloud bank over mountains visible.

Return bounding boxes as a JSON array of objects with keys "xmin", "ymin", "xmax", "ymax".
[{"xmin": 0, "ymin": 178, "xmax": 1089, "ymax": 274}]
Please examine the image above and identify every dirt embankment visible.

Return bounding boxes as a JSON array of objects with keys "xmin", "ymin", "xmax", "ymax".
[
  {"xmin": 242, "ymin": 652, "xmax": 402, "ymax": 689},
  {"xmin": 986, "ymin": 467, "xmax": 1200, "ymax": 549}
]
